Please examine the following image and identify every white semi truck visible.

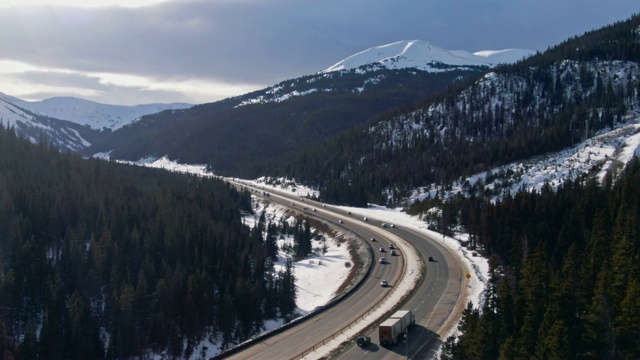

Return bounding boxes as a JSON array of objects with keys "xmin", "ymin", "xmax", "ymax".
[{"xmin": 378, "ymin": 310, "xmax": 415, "ymax": 346}]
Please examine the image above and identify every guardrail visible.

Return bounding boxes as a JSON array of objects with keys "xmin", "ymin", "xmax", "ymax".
[
  {"xmin": 214, "ymin": 183, "xmax": 423, "ymax": 360},
  {"xmin": 290, "ymin": 224, "xmax": 423, "ymax": 360},
  {"xmin": 210, "ymin": 219, "xmax": 376, "ymax": 360}
]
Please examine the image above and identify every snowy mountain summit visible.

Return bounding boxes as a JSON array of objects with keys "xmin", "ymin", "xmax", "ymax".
[
  {"xmin": 323, "ymin": 40, "xmax": 534, "ymax": 73},
  {"xmin": 0, "ymin": 92, "xmax": 192, "ymax": 132}
]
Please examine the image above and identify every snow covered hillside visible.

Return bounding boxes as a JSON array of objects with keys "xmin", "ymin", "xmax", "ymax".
[
  {"xmin": 323, "ymin": 40, "xmax": 534, "ymax": 73},
  {"xmin": 410, "ymin": 114, "xmax": 640, "ymax": 205},
  {"xmin": 0, "ymin": 92, "xmax": 191, "ymax": 131},
  {"xmin": 234, "ymin": 40, "xmax": 534, "ymax": 108}
]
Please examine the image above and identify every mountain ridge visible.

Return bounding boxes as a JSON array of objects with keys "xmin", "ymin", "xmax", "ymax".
[
  {"xmin": 322, "ymin": 40, "xmax": 534, "ymax": 73},
  {"xmin": 0, "ymin": 92, "xmax": 192, "ymax": 131}
]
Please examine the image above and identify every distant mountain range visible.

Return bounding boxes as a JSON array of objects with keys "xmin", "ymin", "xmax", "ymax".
[{"xmin": 0, "ymin": 92, "xmax": 192, "ymax": 131}]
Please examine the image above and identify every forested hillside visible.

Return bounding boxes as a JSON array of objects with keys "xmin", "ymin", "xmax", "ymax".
[
  {"xmin": 86, "ymin": 68, "xmax": 486, "ymax": 177},
  {"xmin": 440, "ymin": 158, "xmax": 640, "ymax": 360},
  {"xmin": 280, "ymin": 14, "xmax": 640, "ymax": 206},
  {"xmin": 0, "ymin": 126, "xmax": 303, "ymax": 358}
]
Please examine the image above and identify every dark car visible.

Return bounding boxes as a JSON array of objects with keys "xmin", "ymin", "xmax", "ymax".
[{"xmin": 357, "ymin": 335, "xmax": 371, "ymax": 347}]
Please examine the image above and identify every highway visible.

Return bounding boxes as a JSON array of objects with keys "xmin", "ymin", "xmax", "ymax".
[
  {"xmin": 223, "ymin": 180, "xmax": 469, "ymax": 359},
  {"xmin": 335, "ymin": 225, "xmax": 468, "ymax": 360}
]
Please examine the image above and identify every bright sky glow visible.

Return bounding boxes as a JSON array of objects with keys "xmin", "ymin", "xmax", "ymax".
[
  {"xmin": 0, "ymin": 0, "xmax": 167, "ymax": 7},
  {"xmin": 0, "ymin": 59, "xmax": 263, "ymax": 105}
]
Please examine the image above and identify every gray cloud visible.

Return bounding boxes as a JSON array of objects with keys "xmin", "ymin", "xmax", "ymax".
[{"xmin": 1, "ymin": 0, "xmax": 638, "ymax": 104}]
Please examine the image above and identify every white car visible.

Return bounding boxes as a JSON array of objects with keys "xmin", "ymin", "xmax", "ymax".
[
  {"xmin": 363, "ymin": 216, "xmax": 368, "ymax": 221},
  {"xmin": 380, "ymin": 280, "xmax": 388, "ymax": 287},
  {"xmin": 379, "ymin": 257, "xmax": 386, "ymax": 263}
]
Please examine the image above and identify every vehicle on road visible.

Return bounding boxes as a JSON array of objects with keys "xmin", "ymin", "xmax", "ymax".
[
  {"xmin": 428, "ymin": 256, "xmax": 434, "ymax": 261},
  {"xmin": 379, "ymin": 247, "xmax": 385, "ymax": 252},
  {"xmin": 338, "ymin": 220, "xmax": 343, "ymax": 224},
  {"xmin": 391, "ymin": 250, "xmax": 397, "ymax": 256},
  {"xmin": 371, "ymin": 237, "xmax": 376, "ymax": 242},
  {"xmin": 380, "ymin": 280, "xmax": 388, "ymax": 287},
  {"xmin": 363, "ymin": 216, "xmax": 368, "ymax": 221},
  {"xmin": 379, "ymin": 310, "xmax": 415, "ymax": 347},
  {"xmin": 389, "ymin": 243, "xmax": 395, "ymax": 249},
  {"xmin": 356, "ymin": 335, "xmax": 371, "ymax": 347},
  {"xmin": 381, "ymin": 223, "xmax": 387, "ymax": 227},
  {"xmin": 379, "ymin": 257, "xmax": 386, "ymax": 264}
]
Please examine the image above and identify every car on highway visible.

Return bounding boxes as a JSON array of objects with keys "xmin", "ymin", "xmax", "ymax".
[
  {"xmin": 371, "ymin": 237, "xmax": 376, "ymax": 242},
  {"xmin": 379, "ymin": 257, "xmax": 386, "ymax": 264},
  {"xmin": 338, "ymin": 220, "xmax": 343, "ymax": 224},
  {"xmin": 391, "ymin": 250, "xmax": 397, "ymax": 256},
  {"xmin": 380, "ymin": 280, "xmax": 389, "ymax": 287},
  {"xmin": 363, "ymin": 216, "xmax": 368, "ymax": 221},
  {"xmin": 379, "ymin": 247, "xmax": 385, "ymax": 252},
  {"xmin": 381, "ymin": 223, "xmax": 387, "ymax": 227},
  {"xmin": 356, "ymin": 335, "xmax": 371, "ymax": 347},
  {"xmin": 389, "ymin": 243, "xmax": 395, "ymax": 249}
]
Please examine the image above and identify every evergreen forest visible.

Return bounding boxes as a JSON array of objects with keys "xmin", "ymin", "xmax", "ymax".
[
  {"xmin": 438, "ymin": 159, "xmax": 640, "ymax": 359},
  {"xmin": 0, "ymin": 126, "xmax": 302, "ymax": 358}
]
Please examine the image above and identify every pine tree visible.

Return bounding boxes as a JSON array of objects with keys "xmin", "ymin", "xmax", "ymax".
[{"xmin": 615, "ymin": 279, "xmax": 640, "ymax": 359}]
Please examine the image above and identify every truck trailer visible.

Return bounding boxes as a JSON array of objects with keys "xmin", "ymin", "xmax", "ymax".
[{"xmin": 378, "ymin": 310, "xmax": 415, "ymax": 346}]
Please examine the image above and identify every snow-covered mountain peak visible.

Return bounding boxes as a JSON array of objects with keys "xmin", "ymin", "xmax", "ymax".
[
  {"xmin": 0, "ymin": 91, "xmax": 192, "ymax": 131},
  {"xmin": 323, "ymin": 40, "xmax": 534, "ymax": 73}
]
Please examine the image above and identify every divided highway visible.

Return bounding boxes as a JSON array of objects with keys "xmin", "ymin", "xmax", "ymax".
[{"xmin": 223, "ymin": 180, "xmax": 470, "ymax": 359}]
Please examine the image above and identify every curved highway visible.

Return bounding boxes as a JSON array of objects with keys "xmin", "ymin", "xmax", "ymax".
[
  {"xmin": 336, "ymin": 225, "xmax": 468, "ymax": 359},
  {"xmin": 223, "ymin": 180, "xmax": 469, "ymax": 359}
]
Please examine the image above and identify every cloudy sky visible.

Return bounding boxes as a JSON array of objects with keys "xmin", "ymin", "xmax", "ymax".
[{"xmin": 1, "ymin": 0, "xmax": 638, "ymax": 105}]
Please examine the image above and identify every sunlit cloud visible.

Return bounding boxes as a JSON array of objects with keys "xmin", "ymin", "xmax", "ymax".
[
  {"xmin": 0, "ymin": 0, "xmax": 168, "ymax": 8},
  {"xmin": 0, "ymin": 60, "xmax": 263, "ymax": 105}
]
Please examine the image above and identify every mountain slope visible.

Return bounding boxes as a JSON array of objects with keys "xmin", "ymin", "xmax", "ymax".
[
  {"xmin": 0, "ymin": 92, "xmax": 192, "ymax": 131},
  {"xmin": 87, "ymin": 69, "xmax": 489, "ymax": 176},
  {"xmin": 87, "ymin": 41, "xmax": 530, "ymax": 176},
  {"xmin": 281, "ymin": 14, "xmax": 640, "ymax": 206},
  {"xmin": 0, "ymin": 92, "xmax": 192, "ymax": 151},
  {"xmin": 0, "ymin": 96, "xmax": 102, "ymax": 151}
]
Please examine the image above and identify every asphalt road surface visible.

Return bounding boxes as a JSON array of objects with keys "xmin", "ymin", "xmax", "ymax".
[{"xmin": 223, "ymin": 181, "xmax": 469, "ymax": 360}]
